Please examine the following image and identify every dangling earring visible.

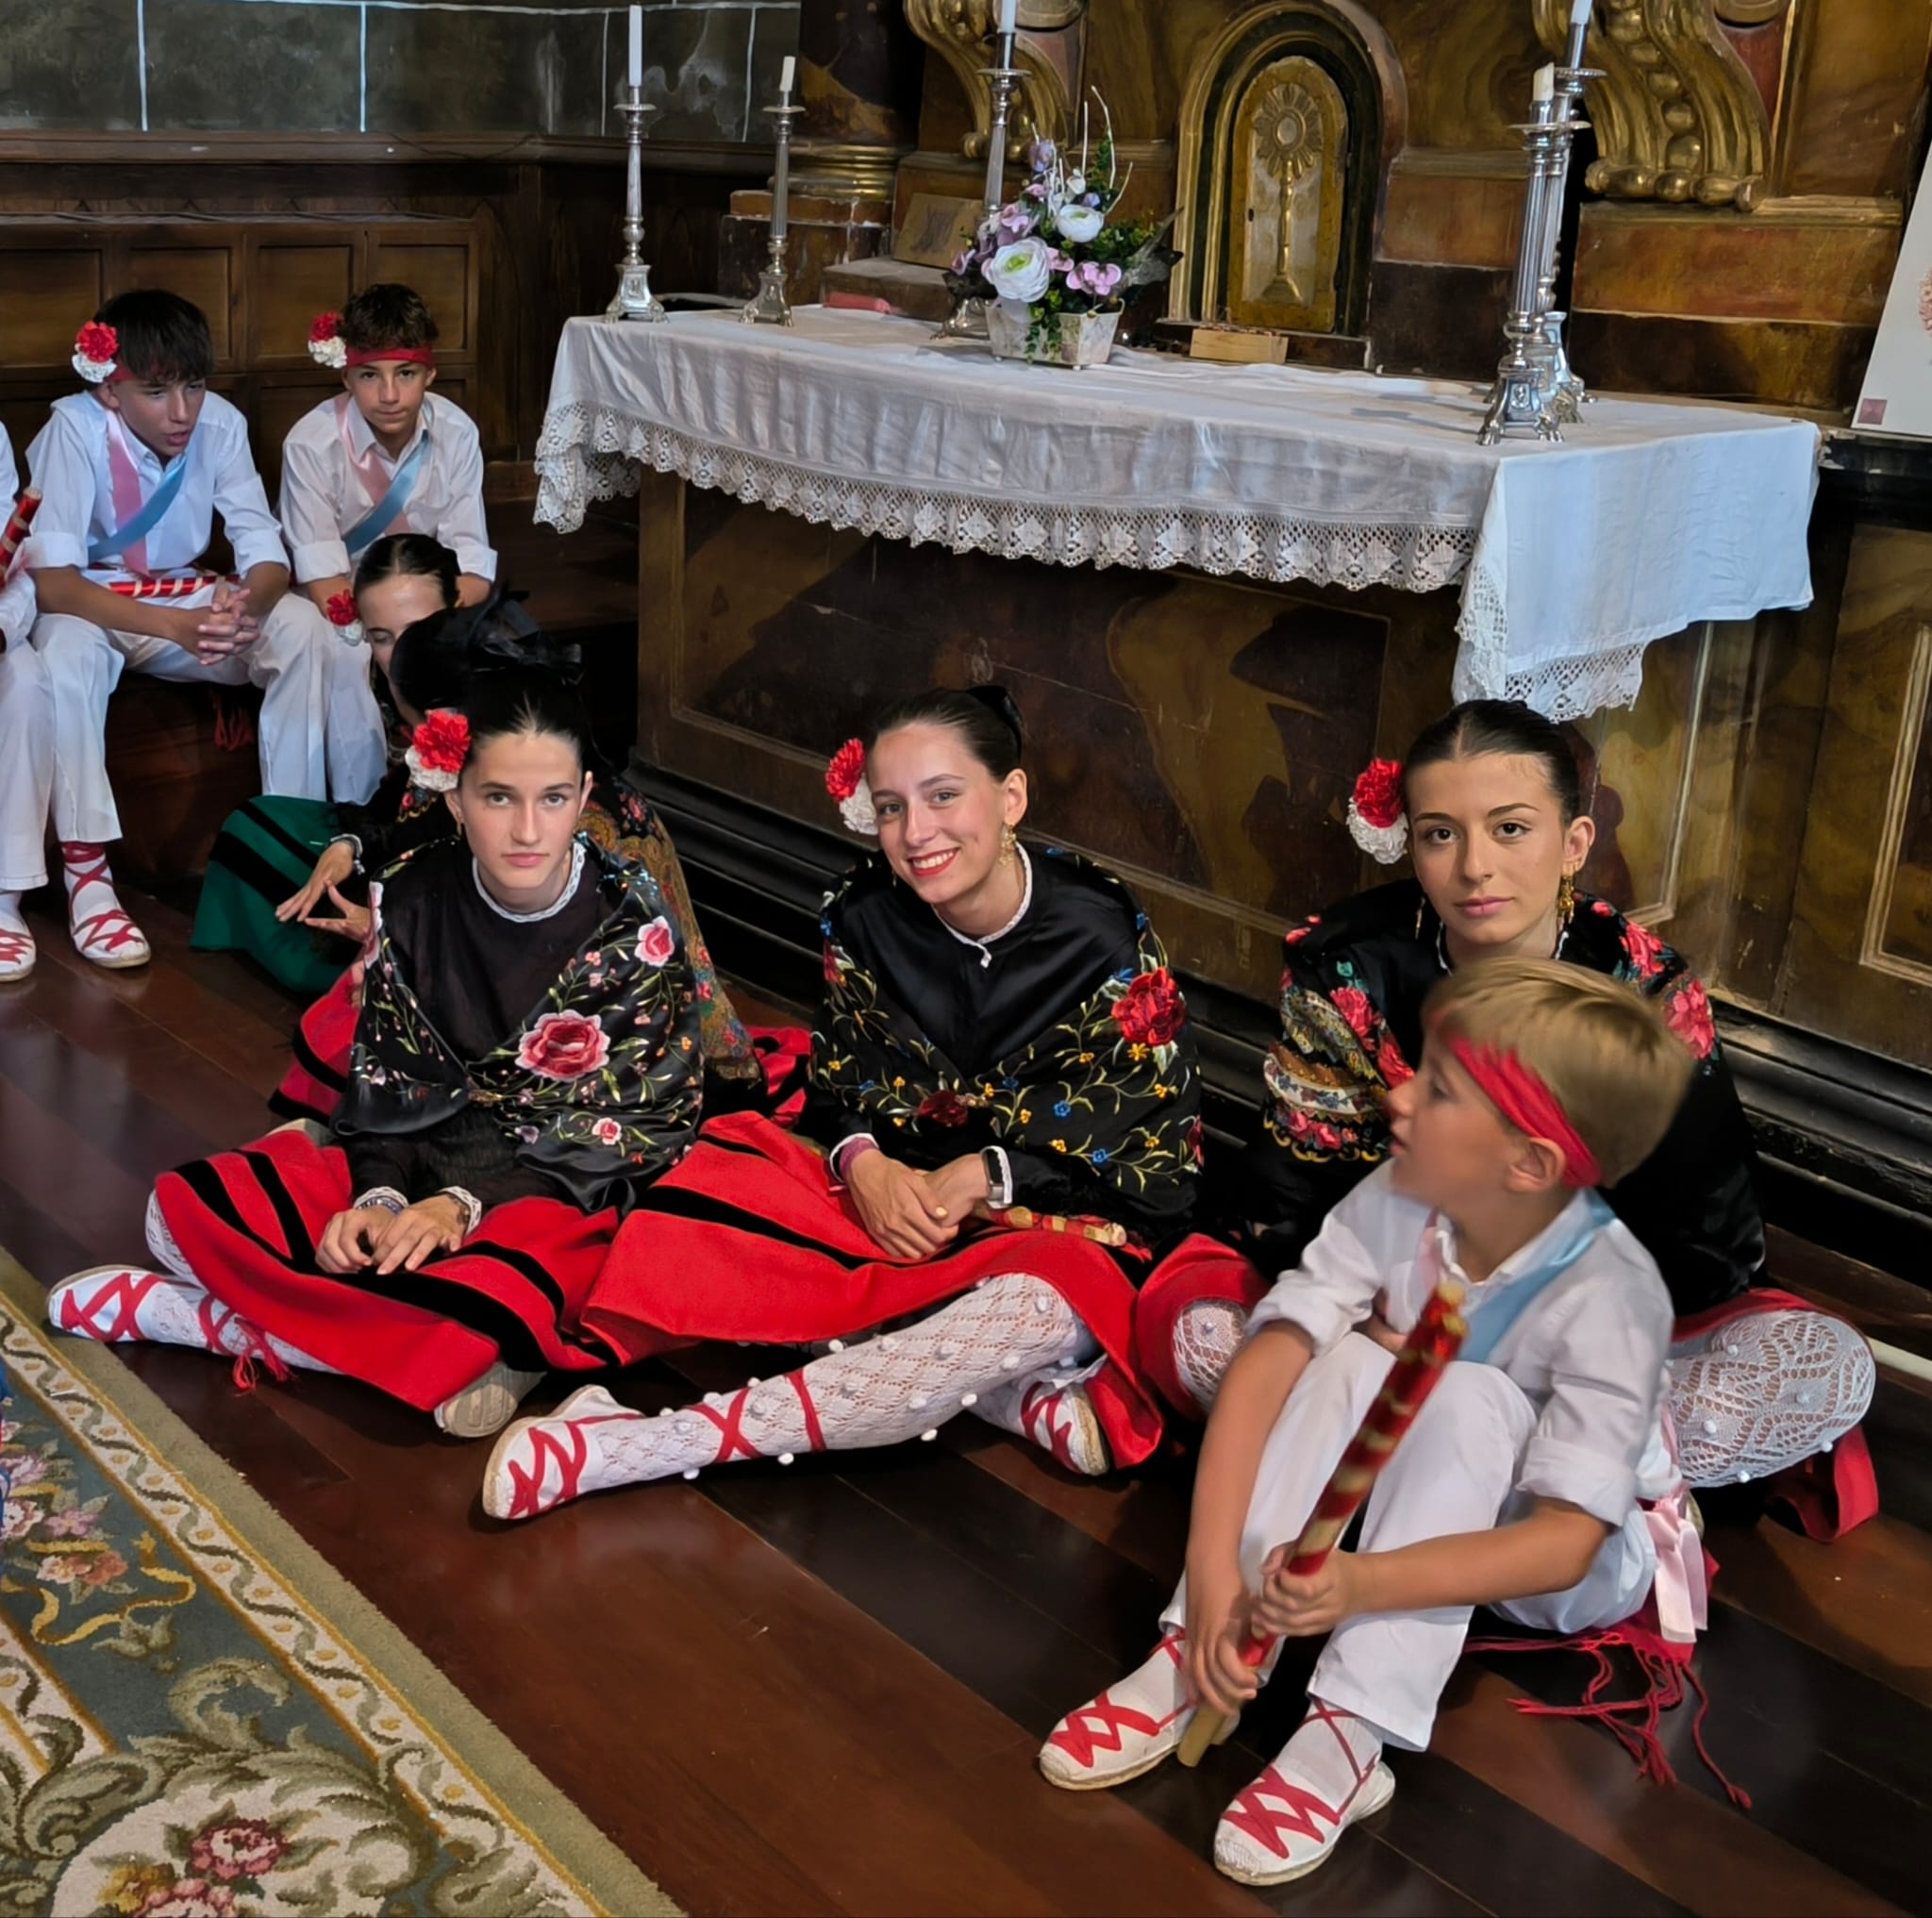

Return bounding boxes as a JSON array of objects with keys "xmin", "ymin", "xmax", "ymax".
[
  {"xmin": 1557, "ymin": 869, "xmax": 1576, "ymax": 927},
  {"xmin": 1000, "ymin": 824, "xmax": 1018, "ymax": 865}
]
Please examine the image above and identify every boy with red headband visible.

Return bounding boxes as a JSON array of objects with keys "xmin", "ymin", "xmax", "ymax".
[
  {"xmin": 1041, "ymin": 959, "xmax": 1699, "ymax": 1887},
  {"xmin": 281, "ymin": 284, "xmax": 494, "ymax": 623},
  {"xmin": 25, "ymin": 290, "xmax": 385, "ymax": 969}
]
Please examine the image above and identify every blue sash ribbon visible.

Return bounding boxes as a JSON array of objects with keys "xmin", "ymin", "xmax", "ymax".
[
  {"xmin": 1457, "ymin": 1192, "xmax": 1614, "ymax": 1365},
  {"xmin": 89, "ymin": 456, "xmax": 188, "ymax": 568},
  {"xmin": 343, "ymin": 428, "xmax": 431, "ymax": 560}
]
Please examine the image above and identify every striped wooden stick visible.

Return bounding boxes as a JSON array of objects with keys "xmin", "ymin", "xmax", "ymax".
[
  {"xmin": 0, "ymin": 489, "xmax": 40, "ymax": 574},
  {"xmin": 108, "ymin": 572, "xmax": 231, "ymax": 600},
  {"xmin": 1175, "ymin": 1278, "xmax": 1469, "ymax": 1767}
]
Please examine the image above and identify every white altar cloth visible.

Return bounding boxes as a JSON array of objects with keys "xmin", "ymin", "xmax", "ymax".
[{"xmin": 535, "ymin": 307, "xmax": 1820, "ymax": 719}]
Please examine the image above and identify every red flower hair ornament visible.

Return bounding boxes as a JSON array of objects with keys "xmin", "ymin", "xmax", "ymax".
[
  {"xmin": 1347, "ymin": 757, "xmax": 1408, "ymax": 865},
  {"xmin": 308, "ymin": 311, "xmax": 348, "ymax": 370},
  {"xmin": 324, "ymin": 589, "xmax": 363, "ymax": 644},
  {"xmin": 73, "ymin": 322, "xmax": 120, "ymax": 385},
  {"xmin": 825, "ymin": 737, "xmax": 877, "ymax": 837},
  {"xmin": 405, "ymin": 709, "xmax": 471, "ymax": 792}
]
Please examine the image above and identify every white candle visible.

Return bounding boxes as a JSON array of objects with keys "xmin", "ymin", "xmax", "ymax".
[
  {"xmin": 1532, "ymin": 63, "xmax": 1554, "ymax": 104},
  {"xmin": 627, "ymin": 5, "xmax": 642, "ymax": 89},
  {"xmin": 780, "ymin": 54, "xmax": 795, "ymax": 96},
  {"xmin": 1570, "ymin": 0, "xmax": 1591, "ymax": 24},
  {"xmin": 997, "ymin": 0, "xmax": 1018, "ymax": 37}
]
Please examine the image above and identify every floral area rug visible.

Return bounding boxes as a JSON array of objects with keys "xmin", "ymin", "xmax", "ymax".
[{"xmin": 0, "ymin": 1250, "xmax": 677, "ymax": 1918}]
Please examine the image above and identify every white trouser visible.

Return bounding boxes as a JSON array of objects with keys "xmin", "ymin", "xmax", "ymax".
[
  {"xmin": 1160, "ymin": 1334, "xmax": 1654, "ymax": 1752},
  {"xmin": 33, "ymin": 592, "xmax": 385, "ymax": 843},
  {"xmin": 0, "ymin": 642, "xmax": 54, "ymax": 890}
]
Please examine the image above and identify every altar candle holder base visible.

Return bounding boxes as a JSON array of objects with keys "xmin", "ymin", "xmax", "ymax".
[
  {"xmin": 741, "ymin": 262, "xmax": 794, "ymax": 326},
  {"xmin": 605, "ymin": 86, "xmax": 667, "ymax": 323},
  {"xmin": 938, "ymin": 296, "xmax": 991, "ymax": 341},
  {"xmin": 1539, "ymin": 309, "xmax": 1590, "ymax": 424}
]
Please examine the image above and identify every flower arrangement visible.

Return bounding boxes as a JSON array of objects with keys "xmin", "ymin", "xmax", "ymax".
[
  {"xmin": 944, "ymin": 96, "xmax": 1176, "ymax": 360},
  {"xmin": 405, "ymin": 709, "xmax": 471, "ymax": 792},
  {"xmin": 73, "ymin": 322, "xmax": 119, "ymax": 385},
  {"xmin": 308, "ymin": 311, "xmax": 348, "ymax": 371}
]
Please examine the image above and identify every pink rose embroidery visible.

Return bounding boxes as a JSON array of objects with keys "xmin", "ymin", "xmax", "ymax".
[
  {"xmin": 1622, "ymin": 917, "xmax": 1668, "ymax": 979},
  {"xmin": 1664, "ymin": 979, "xmax": 1717, "ymax": 1059},
  {"xmin": 517, "ymin": 1012, "xmax": 610, "ymax": 1082},
  {"xmin": 1331, "ymin": 985, "xmax": 1375, "ymax": 1042},
  {"xmin": 593, "ymin": 1117, "xmax": 624, "ymax": 1147},
  {"xmin": 190, "ymin": 1818, "xmax": 289, "ymax": 1883},
  {"xmin": 637, "ymin": 916, "xmax": 675, "ymax": 967},
  {"xmin": 1380, "ymin": 1029, "xmax": 1415, "ymax": 1087}
]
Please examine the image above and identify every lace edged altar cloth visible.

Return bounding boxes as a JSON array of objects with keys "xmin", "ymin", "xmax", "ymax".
[{"xmin": 536, "ymin": 309, "xmax": 1821, "ymax": 722}]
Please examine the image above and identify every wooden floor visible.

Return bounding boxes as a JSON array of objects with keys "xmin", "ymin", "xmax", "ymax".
[{"xmin": 2, "ymin": 884, "xmax": 1930, "ymax": 1917}]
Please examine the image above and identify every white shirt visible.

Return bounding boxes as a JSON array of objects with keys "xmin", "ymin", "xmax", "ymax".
[
  {"xmin": 1248, "ymin": 1164, "xmax": 1675, "ymax": 1525},
  {"xmin": 0, "ymin": 428, "xmax": 35, "ymax": 645},
  {"xmin": 278, "ymin": 393, "xmax": 494, "ymax": 583},
  {"xmin": 25, "ymin": 391, "xmax": 290, "ymax": 582}
]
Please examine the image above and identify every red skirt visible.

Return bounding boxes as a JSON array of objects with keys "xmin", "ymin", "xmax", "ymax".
[
  {"xmin": 581, "ymin": 1111, "xmax": 1265, "ymax": 1467},
  {"xmin": 154, "ymin": 1129, "xmax": 623, "ymax": 1411},
  {"xmin": 273, "ymin": 969, "xmax": 360, "ymax": 1122}
]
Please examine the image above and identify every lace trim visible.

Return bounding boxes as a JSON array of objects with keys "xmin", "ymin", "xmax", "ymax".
[
  {"xmin": 534, "ymin": 401, "xmax": 1478, "ymax": 595},
  {"xmin": 472, "ymin": 840, "xmax": 586, "ymax": 923},
  {"xmin": 939, "ymin": 843, "xmax": 1033, "ymax": 968}
]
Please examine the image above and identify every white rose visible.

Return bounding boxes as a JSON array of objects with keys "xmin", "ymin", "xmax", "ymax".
[
  {"xmin": 1054, "ymin": 204, "xmax": 1106, "ymax": 244},
  {"xmin": 985, "ymin": 237, "xmax": 1054, "ymax": 305}
]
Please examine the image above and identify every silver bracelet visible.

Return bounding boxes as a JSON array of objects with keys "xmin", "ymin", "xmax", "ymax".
[
  {"xmin": 354, "ymin": 1186, "xmax": 408, "ymax": 1217},
  {"xmin": 439, "ymin": 1186, "xmax": 484, "ymax": 1236}
]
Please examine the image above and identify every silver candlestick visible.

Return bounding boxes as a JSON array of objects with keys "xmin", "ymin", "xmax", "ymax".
[
  {"xmin": 1536, "ymin": 48, "xmax": 1599, "ymax": 418},
  {"xmin": 940, "ymin": 29, "xmax": 1023, "ymax": 342},
  {"xmin": 605, "ymin": 85, "xmax": 666, "ymax": 322},
  {"xmin": 742, "ymin": 92, "xmax": 802, "ymax": 325}
]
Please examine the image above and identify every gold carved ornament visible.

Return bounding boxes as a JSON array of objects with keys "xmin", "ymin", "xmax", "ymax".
[
  {"xmin": 1534, "ymin": 0, "xmax": 1772, "ymax": 209},
  {"xmin": 904, "ymin": 0, "xmax": 1089, "ymax": 158},
  {"xmin": 1226, "ymin": 64, "xmax": 1348, "ymax": 331}
]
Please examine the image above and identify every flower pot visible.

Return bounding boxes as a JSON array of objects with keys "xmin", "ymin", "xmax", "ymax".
[{"xmin": 985, "ymin": 301, "xmax": 1121, "ymax": 369}]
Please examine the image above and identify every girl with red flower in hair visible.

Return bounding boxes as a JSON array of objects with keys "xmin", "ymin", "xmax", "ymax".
[
  {"xmin": 483, "ymin": 686, "xmax": 1261, "ymax": 1522},
  {"xmin": 49, "ymin": 664, "xmax": 708, "ymax": 1440},
  {"xmin": 1195, "ymin": 698, "xmax": 1874, "ymax": 1535}
]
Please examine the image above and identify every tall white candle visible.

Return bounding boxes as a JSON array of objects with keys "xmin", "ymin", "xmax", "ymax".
[
  {"xmin": 1532, "ymin": 63, "xmax": 1554, "ymax": 104},
  {"xmin": 997, "ymin": 0, "xmax": 1018, "ymax": 37},
  {"xmin": 780, "ymin": 54, "xmax": 795, "ymax": 96},
  {"xmin": 627, "ymin": 5, "xmax": 642, "ymax": 89}
]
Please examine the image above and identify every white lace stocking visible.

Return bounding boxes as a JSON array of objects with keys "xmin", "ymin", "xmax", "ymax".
[
  {"xmin": 1173, "ymin": 1298, "xmax": 1247, "ymax": 1414},
  {"xmin": 1667, "ymin": 1309, "xmax": 1874, "ymax": 1486},
  {"xmin": 580, "ymin": 1274, "xmax": 1087, "ymax": 1486}
]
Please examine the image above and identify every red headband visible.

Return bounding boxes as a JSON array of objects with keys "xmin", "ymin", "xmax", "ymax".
[
  {"xmin": 346, "ymin": 344, "xmax": 436, "ymax": 368},
  {"xmin": 1447, "ymin": 1035, "xmax": 1602, "ymax": 1189}
]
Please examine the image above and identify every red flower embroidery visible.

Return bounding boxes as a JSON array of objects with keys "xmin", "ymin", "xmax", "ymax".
[
  {"xmin": 917, "ymin": 1089, "xmax": 974, "ymax": 1126},
  {"xmin": 517, "ymin": 1011, "xmax": 609, "ymax": 1081},
  {"xmin": 1111, "ymin": 968, "xmax": 1185, "ymax": 1046},
  {"xmin": 409, "ymin": 709, "xmax": 470, "ymax": 777},
  {"xmin": 1380, "ymin": 1029, "xmax": 1416, "ymax": 1087},
  {"xmin": 1664, "ymin": 979, "xmax": 1717, "ymax": 1059},
  {"xmin": 1622, "ymin": 916, "xmax": 1668, "ymax": 979},
  {"xmin": 325, "ymin": 590, "xmax": 358, "ymax": 627},
  {"xmin": 1331, "ymin": 985, "xmax": 1375, "ymax": 1042},
  {"xmin": 592, "ymin": 1116, "xmax": 624, "ymax": 1146},
  {"xmin": 822, "ymin": 942, "xmax": 844, "ymax": 989},
  {"xmin": 636, "ymin": 915, "xmax": 675, "ymax": 967},
  {"xmin": 308, "ymin": 309, "xmax": 341, "ymax": 344},
  {"xmin": 190, "ymin": 1818, "xmax": 289, "ymax": 1884},
  {"xmin": 75, "ymin": 321, "xmax": 119, "ymax": 365},
  {"xmin": 825, "ymin": 738, "xmax": 867, "ymax": 801},
  {"xmin": 1352, "ymin": 759, "xmax": 1405, "ymax": 829}
]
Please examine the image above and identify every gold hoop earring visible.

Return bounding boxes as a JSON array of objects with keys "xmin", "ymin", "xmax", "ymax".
[{"xmin": 1557, "ymin": 870, "xmax": 1576, "ymax": 926}]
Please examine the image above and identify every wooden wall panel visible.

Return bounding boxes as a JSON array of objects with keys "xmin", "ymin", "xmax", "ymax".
[
  {"xmin": 126, "ymin": 244, "xmax": 232, "ymax": 354},
  {"xmin": 249, "ymin": 242, "xmax": 356, "ymax": 363},
  {"xmin": 0, "ymin": 249, "xmax": 105, "ymax": 360}
]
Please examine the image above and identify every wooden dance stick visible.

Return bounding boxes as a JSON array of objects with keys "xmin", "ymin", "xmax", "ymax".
[
  {"xmin": 108, "ymin": 572, "xmax": 230, "ymax": 600},
  {"xmin": 0, "ymin": 489, "xmax": 39, "ymax": 573},
  {"xmin": 1175, "ymin": 1278, "xmax": 1469, "ymax": 1767}
]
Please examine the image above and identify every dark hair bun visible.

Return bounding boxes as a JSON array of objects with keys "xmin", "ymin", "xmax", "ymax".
[{"xmin": 962, "ymin": 683, "xmax": 1024, "ymax": 749}]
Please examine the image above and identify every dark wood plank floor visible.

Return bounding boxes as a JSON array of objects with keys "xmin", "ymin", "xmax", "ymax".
[{"xmin": 1, "ymin": 884, "xmax": 1927, "ymax": 1917}]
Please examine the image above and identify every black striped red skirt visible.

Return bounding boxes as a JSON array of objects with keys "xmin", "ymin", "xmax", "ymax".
[{"xmin": 154, "ymin": 1128, "xmax": 623, "ymax": 1410}]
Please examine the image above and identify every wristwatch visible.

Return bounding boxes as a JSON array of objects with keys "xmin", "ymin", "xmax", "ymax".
[{"xmin": 980, "ymin": 1145, "xmax": 1015, "ymax": 1211}]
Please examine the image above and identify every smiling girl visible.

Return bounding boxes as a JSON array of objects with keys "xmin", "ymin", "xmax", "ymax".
[{"xmin": 481, "ymin": 685, "xmax": 1255, "ymax": 1521}]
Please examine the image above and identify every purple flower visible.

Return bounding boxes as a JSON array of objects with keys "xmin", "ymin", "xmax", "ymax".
[
  {"xmin": 951, "ymin": 248, "xmax": 972, "ymax": 275},
  {"xmin": 996, "ymin": 201, "xmax": 1038, "ymax": 242},
  {"xmin": 1066, "ymin": 260, "xmax": 1124, "ymax": 299},
  {"xmin": 1028, "ymin": 137, "xmax": 1058, "ymax": 171}
]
